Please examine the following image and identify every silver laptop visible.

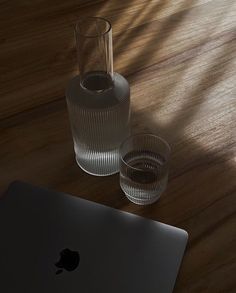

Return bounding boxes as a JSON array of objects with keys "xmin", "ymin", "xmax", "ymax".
[{"xmin": 0, "ymin": 181, "xmax": 188, "ymax": 293}]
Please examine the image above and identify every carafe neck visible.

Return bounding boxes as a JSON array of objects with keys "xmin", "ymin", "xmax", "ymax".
[{"xmin": 75, "ymin": 17, "xmax": 113, "ymax": 92}]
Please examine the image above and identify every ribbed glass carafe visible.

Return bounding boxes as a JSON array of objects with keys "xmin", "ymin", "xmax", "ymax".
[{"xmin": 66, "ymin": 17, "xmax": 130, "ymax": 176}]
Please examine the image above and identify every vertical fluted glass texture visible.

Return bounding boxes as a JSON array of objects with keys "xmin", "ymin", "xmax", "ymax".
[
  {"xmin": 66, "ymin": 17, "xmax": 130, "ymax": 176},
  {"xmin": 120, "ymin": 134, "xmax": 170, "ymax": 205}
]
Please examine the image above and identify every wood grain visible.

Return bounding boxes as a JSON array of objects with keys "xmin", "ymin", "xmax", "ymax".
[{"xmin": 0, "ymin": 0, "xmax": 236, "ymax": 292}]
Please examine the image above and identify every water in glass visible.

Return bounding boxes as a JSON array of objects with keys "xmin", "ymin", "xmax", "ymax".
[{"xmin": 120, "ymin": 150, "xmax": 168, "ymax": 205}]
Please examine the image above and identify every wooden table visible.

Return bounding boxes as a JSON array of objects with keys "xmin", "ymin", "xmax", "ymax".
[{"xmin": 1, "ymin": 0, "xmax": 235, "ymax": 291}]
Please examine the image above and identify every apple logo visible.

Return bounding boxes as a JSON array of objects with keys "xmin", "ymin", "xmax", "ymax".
[{"xmin": 55, "ymin": 248, "xmax": 80, "ymax": 275}]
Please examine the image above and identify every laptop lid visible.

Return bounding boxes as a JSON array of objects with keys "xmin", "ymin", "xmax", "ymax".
[{"xmin": 0, "ymin": 181, "xmax": 188, "ymax": 293}]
